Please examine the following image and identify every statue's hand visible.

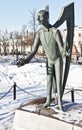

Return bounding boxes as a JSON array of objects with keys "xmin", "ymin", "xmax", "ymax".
[
  {"xmin": 17, "ymin": 58, "xmax": 25, "ymax": 67},
  {"xmin": 66, "ymin": 49, "xmax": 70, "ymax": 56},
  {"xmin": 62, "ymin": 49, "xmax": 70, "ymax": 57}
]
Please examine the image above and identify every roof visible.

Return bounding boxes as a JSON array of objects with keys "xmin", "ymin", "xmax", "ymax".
[{"xmin": 72, "ymin": 44, "xmax": 79, "ymax": 55}]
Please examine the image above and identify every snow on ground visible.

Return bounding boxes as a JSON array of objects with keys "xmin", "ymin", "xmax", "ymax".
[{"xmin": 0, "ymin": 55, "xmax": 82, "ymax": 130}]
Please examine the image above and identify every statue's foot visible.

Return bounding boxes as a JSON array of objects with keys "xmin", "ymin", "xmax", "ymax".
[
  {"xmin": 41, "ymin": 102, "xmax": 50, "ymax": 108},
  {"xmin": 38, "ymin": 102, "xmax": 50, "ymax": 108},
  {"xmin": 55, "ymin": 105, "xmax": 63, "ymax": 113},
  {"xmin": 59, "ymin": 106, "xmax": 63, "ymax": 111}
]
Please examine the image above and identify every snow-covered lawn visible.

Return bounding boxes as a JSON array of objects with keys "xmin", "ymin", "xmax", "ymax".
[{"xmin": 0, "ymin": 55, "xmax": 82, "ymax": 130}]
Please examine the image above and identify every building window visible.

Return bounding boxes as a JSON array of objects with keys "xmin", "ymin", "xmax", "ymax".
[{"xmin": 78, "ymin": 33, "xmax": 81, "ymax": 37}]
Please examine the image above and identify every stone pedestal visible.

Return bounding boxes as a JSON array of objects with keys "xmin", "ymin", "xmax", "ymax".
[{"xmin": 12, "ymin": 98, "xmax": 82, "ymax": 130}]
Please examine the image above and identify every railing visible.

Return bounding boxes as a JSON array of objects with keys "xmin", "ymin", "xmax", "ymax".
[{"xmin": 0, "ymin": 81, "xmax": 82, "ymax": 103}]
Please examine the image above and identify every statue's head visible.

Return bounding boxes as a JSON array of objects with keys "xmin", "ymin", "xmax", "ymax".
[{"xmin": 37, "ymin": 10, "xmax": 49, "ymax": 25}]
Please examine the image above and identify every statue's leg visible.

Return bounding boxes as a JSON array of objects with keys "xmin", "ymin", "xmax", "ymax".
[
  {"xmin": 52, "ymin": 69, "xmax": 57, "ymax": 93},
  {"xmin": 55, "ymin": 57, "xmax": 63, "ymax": 110},
  {"xmin": 52, "ymin": 68, "xmax": 58, "ymax": 103},
  {"xmin": 43, "ymin": 63, "xmax": 53, "ymax": 108},
  {"xmin": 46, "ymin": 58, "xmax": 57, "ymax": 93}
]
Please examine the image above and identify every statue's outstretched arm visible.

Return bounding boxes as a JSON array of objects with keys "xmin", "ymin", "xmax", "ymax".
[{"xmin": 17, "ymin": 32, "xmax": 40, "ymax": 67}]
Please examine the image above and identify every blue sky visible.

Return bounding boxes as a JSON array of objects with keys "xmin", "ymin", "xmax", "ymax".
[{"xmin": 0, "ymin": 0, "xmax": 81, "ymax": 32}]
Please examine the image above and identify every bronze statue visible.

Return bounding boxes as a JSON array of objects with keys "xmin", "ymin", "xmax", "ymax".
[{"xmin": 17, "ymin": 3, "xmax": 74, "ymax": 111}]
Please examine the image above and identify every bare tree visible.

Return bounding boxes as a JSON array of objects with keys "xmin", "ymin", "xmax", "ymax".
[
  {"xmin": 2, "ymin": 30, "xmax": 9, "ymax": 55},
  {"xmin": 29, "ymin": 9, "xmax": 38, "ymax": 38}
]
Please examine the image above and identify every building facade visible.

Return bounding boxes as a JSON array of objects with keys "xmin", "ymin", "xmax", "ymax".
[{"xmin": 63, "ymin": 26, "xmax": 82, "ymax": 63}]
